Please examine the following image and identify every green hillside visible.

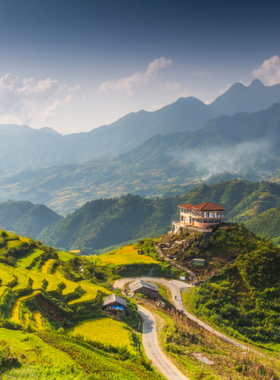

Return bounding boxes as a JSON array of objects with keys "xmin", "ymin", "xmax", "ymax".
[
  {"xmin": 0, "ymin": 200, "xmax": 62, "ymax": 238},
  {"xmin": 37, "ymin": 180, "xmax": 280, "ymax": 253},
  {"xmin": 245, "ymin": 207, "xmax": 280, "ymax": 243}
]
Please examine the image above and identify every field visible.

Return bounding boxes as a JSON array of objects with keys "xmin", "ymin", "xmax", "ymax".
[
  {"xmin": 0, "ymin": 328, "xmax": 78, "ymax": 368},
  {"xmin": 15, "ymin": 248, "xmax": 44, "ymax": 268},
  {"xmin": 68, "ymin": 280, "xmax": 111, "ymax": 305},
  {"xmin": 96, "ymin": 246, "xmax": 158, "ymax": 266},
  {"xmin": 68, "ymin": 317, "xmax": 136, "ymax": 352},
  {"xmin": 58, "ymin": 251, "xmax": 75, "ymax": 261}
]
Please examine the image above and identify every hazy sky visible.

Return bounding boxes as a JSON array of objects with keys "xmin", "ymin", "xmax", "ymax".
[{"xmin": 0, "ymin": 0, "xmax": 280, "ymax": 134}]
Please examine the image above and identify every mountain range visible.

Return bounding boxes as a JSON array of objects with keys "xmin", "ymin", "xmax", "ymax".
[
  {"xmin": 0, "ymin": 79, "xmax": 280, "ymax": 177},
  {"xmin": 1, "ymin": 101, "xmax": 280, "ymax": 214}
]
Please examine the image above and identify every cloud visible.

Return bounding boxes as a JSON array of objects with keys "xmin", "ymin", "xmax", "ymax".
[
  {"xmin": 251, "ymin": 55, "xmax": 280, "ymax": 85},
  {"xmin": 170, "ymin": 140, "xmax": 271, "ymax": 180},
  {"xmin": 164, "ymin": 82, "xmax": 182, "ymax": 90},
  {"xmin": 0, "ymin": 72, "xmax": 78, "ymax": 125},
  {"xmin": 68, "ymin": 85, "xmax": 81, "ymax": 92},
  {"xmin": 98, "ymin": 57, "xmax": 173, "ymax": 96},
  {"xmin": 41, "ymin": 95, "xmax": 73, "ymax": 120}
]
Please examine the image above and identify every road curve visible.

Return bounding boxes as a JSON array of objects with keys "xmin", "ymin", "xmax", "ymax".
[
  {"xmin": 113, "ymin": 277, "xmax": 258, "ymax": 353},
  {"xmin": 138, "ymin": 305, "xmax": 189, "ymax": 380}
]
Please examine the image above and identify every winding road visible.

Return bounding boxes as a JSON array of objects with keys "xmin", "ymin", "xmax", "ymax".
[{"xmin": 113, "ymin": 277, "xmax": 260, "ymax": 380}]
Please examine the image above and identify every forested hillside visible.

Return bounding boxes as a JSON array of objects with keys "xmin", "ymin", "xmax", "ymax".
[
  {"xmin": 37, "ymin": 180, "xmax": 280, "ymax": 253},
  {"xmin": 0, "ymin": 200, "xmax": 62, "ymax": 238}
]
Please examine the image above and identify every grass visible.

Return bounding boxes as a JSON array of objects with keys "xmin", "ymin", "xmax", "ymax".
[
  {"xmin": 15, "ymin": 249, "xmax": 44, "ymax": 268},
  {"xmin": 68, "ymin": 317, "xmax": 136, "ymax": 352},
  {"xmin": 0, "ymin": 328, "xmax": 78, "ymax": 368},
  {"xmin": 0, "ymin": 285, "xmax": 7, "ymax": 299},
  {"xmin": 1, "ymin": 366, "xmax": 85, "ymax": 380},
  {"xmin": 96, "ymin": 245, "xmax": 158, "ymax": 266}
]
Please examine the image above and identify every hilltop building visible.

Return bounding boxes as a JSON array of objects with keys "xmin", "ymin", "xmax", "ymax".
[{"xmin": 172, "ymin": 202, "xmax": 226, "ymax": 232}]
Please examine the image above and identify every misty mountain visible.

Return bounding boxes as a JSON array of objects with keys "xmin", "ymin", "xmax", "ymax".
[
  {"xmin": 0, "ymin": 200, "xmax": 62, "ymax": 238},
  {"xmin": 209, "ymin": 79, "xmax": 280, "ymax": 115},
  {"xmin": 1, "ymin": 80, "xmax": 280, "ymax": 176},
  {"xmin": 0, "ymin": 103, "xmax": 280, "ymax": 214}
]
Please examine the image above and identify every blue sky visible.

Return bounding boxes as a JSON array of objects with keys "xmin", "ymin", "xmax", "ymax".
[{"xmin": 0, "ymin": 0, "xmax": 279, "ymax": 133}]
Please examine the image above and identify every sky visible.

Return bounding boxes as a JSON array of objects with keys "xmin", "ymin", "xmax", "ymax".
[{"xmin": 0, "ymin": 0, "xmax": 279, "ymax": 134}]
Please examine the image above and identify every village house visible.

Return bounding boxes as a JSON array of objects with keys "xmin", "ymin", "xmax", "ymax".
[
  {"xmin": 103, "ymin": 294, "xmax": 127, "ymax": 316},
  {"xmin": 172, "ymin": 201, "xmax": 226, "ymax": 232},
  {"xmin": 129, "ymin": 279, "xmax": 159, "ymax": 298}
]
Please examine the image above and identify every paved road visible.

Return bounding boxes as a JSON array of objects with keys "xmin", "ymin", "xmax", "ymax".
[
  {"xmin": 113, "ymin": 277, "xmax": 258, "ymax": 353},
  {"xmin": 138, "ymin": 305, "xmax": 189, "ymax": 380}
]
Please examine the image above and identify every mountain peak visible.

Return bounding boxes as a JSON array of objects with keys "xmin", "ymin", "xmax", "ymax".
[{"xmin": 248, "ymin": 79, "xmax": 265, "ymax": 89}]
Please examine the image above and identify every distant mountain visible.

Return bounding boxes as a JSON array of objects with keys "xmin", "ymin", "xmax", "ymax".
[
  {"xmin": 37, "ymin": 180, "xmax": 280, "ymax": 253},
  {"xmin": 1, "ymin": 80, "xmax": 280, "ymax": 176},
  {"xmin": 209, "ymin": 79, "xmax": 280, "ymax": 115},
  {"xmin": 0, "ymin": 200, "xmax": 62, "ymax": 238},
  {"xmin": 0, "ymin": 103, "xmax": 279, "ymax": 214}
]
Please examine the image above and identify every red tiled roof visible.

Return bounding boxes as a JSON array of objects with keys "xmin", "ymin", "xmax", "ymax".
[
  {"xmin": 191, "ymin": 202, "xmax": 226, "ymax": 211},
  {"xmin": 178, "ymin": 204, "xmax": 193, "ymax": 208}
]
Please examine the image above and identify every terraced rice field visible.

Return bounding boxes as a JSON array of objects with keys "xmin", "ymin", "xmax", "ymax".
[
  {"xmin": 0, "ymin": 285, "xmax": 7, "ymax": 299},
  {"xmin": 16, "ymin": 249, "xmax": 44, "ymax": 268},
  {"xmin": 41, "ymin": 259, "xmax": 55, "ymax": 274},
  {"xmin": 69, "ymin": 318, "xmax": 136, "ymax": 352},
  {"xmin": 7, "ymin": 240, "xmax": 22, "ymax": 248},
  {"xmin": 32, "ymin": 310, "xmax": 43, "ymax": 330},
  {"xmin": 53, "ymin": 268, "xmax": 80, "ymax": 295},
  {"xmin": 97, "ymin": 245, "xmax": 158, "ymax": 265},
  {"xmin": 58, "ymin": 251, "xmax": 75, "ymax": 262},
  {"xmin": 68, "ymin": 281, "xmax": 111, "ymax": 305},
  {"xmin": 0, "ymin": 267, "xmax": 15, "ymax": 285},
  {"xmin": 10, "ymin": 291, "xmax": 41, "ymax": 324}
]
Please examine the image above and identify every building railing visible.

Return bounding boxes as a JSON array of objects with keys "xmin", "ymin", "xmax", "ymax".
[{"xmin": 183, "ymin": 212, "xmax": 225, "ymax": 219}]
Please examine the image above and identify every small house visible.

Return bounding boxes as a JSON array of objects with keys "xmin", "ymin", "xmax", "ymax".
[
  {"xmin": 103, "ymin": 294, "xmax": 127, "ymax": 316},
  {"xmin": 192, "ymin": 259, "xmax": 205, "ymax": 267},
  {"xmin": 129, "ymin": 279, "xmax": 159, "ymax": 298}
]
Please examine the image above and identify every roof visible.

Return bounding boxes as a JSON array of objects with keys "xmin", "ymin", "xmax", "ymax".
[
  {"xmin": 129, "ymin": 279, "xmax": 159, "ymax": 293},
  {"xmin": 103, "ymin": 294, "xmax": 127, "ymax": 308},
  {"xmin": 178, "ymin": 203, "xmax": 193, "ymax": 209},
  {"xmin": 190, "ymin": 202, "xmax": 226, "ymax": 211}
]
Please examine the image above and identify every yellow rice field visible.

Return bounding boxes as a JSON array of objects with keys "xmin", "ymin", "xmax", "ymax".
[
  {"xmin": 69, "ymin": 318, "xmax": 136, "ymax": 352},
  {"xmin": 97, "ymin": 245, "xmax": 158, "ymax": 266},
  {"xmin": 41, "ymin": 259, "xmax": 55, "ymax": 274},
  {"xmin": 32, "ymin": 310, "xmax": 43, "ymax": 330},
  {"xmin": 68, "ymin": 281, "xmax": 111, "ymax": 305},
  {"xmin": 10, "ymin": 291, "xmax": 41, "ymax": 324}
]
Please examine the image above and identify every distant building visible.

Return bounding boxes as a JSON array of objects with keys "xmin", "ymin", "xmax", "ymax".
[
  {"xmin": 103, "ymin": 294, "xmax": 127, "ymax": 315},
  {"xmin": 129, "ymin": 279, "xmax": 159, "ymax": 298},
  {"xmin": 172, "ymin": 202, "xmax": 226, "ymax": 232}
]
